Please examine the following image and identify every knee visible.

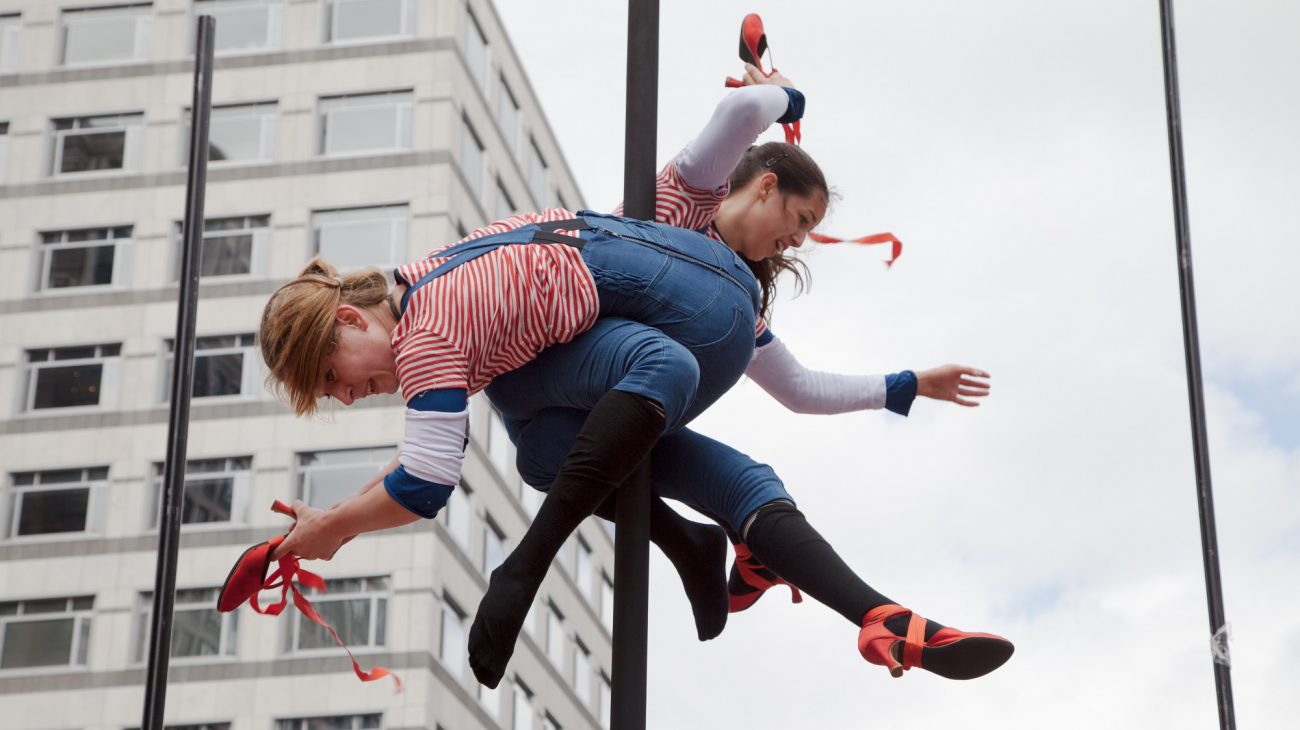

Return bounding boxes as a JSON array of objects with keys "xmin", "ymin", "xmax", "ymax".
[{"xmin": 637, "ymin": 336, "xmax": 699, "ymax": 424}]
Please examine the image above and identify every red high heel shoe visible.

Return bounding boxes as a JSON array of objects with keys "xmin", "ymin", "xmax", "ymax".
[
  {"xmin": 728, "ymin": 543, "xmax": 803, "ymax": 612},
  {"xmin": 858, "ymin": 604, "xmax": 1014, "ymax": 680},
  {"xmin": 217, "ymin": 500, "xmax": 295, "ymax": 612}
]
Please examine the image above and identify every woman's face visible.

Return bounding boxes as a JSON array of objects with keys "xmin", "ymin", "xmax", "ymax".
[
  {"xmin": 318, "ymin": 305, "xmax": 399, "ymax": 406},
  {"xmin": 730, "ymin": 173, "xmax": 828, "ymax": 261}
]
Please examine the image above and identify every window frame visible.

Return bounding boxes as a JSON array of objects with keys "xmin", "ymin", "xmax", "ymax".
[
  {"xmin": 289, "ymin": 576, "xmax": 389, "ymax": 655},
  {"xmin": 58, "ymin": 4, "xmax": 153, "ymax": 68},
  {"xmin": 161, "ymin": 333, "xmax": 259, "ymax": 402},
  {"xmin": 317, "ymin": 90, "xmax": 414, "ymax": 158},
  {"xmin": 182, "ymin": 101, "xmax": 278, "ymax": 167},
  {"xmin": 599, "ymin": 571, "xmax": 614, "ymax": 633},
  {"xmin": 459, "ymin": 115, "xmax": 486, "ymax": 204},
  {"xmin": 0, "ymin": 121, "xmax": 9, "ymax": 183},
  {"xmin": 133, "ymin": 587, "xmax": 238, "ymax": 664},
  {"xmin": 494, "ymin": 177, "xmax": 516, "ymax": 221},
  {"xmin": 482, "ymin": 513, "xmax": 505, "ymax": 577},
  {"xmin": 512, "ymin": 676, "xmax": 534, "ymax": 730},
  {"xmin": 575, "ymin": 536, "xmax": 594, "ymax": 600},
  {"xmin": 527, "ymin": 137, "xmax": 549, "ymax": 207},
  {"xmin": 0, "ymin": 14, "xmax": 20, "ymax": 74},
  {"xmin": 149, "ymin": 456, "xmax": 253, "ymax": 530},
  {"xmin": 4, "ymin": 467, "xmax": 108, "ymax": 542},
  {"xmin": 22, "ymin": 343, "xmax": 122, "ymax": 414},
  {"xmin": 438, "ymin": 593, "xmax": 467, "ymax": 680},
  {"xmin": 296, "ymin": 445, "xmax": 398, "ymax": 510},
  {"xmin": 463, "ymin": 7, "xmax": 488, "ymax": 89},
  {"xmin": 192, "ymin": 0, "xmax": 284, "ymax": 56},
  {"xmin": 545, "ymin": 600, "xmax": 566, "ymax": 671},
  {"xmin": 322, "ymin": 0, "xmax": 415, "ymax": 45},
  {"xmin": 35, "ymin": 225, "xmax": 133, "ymax": 294},
  {"xmin": 496, "ymin": 74, "xmax": 520, "ymax": 154},
  {"xmin": 172, "ymin": 214, "xmax": 272, "ymax": 281},
  {"xmin": 275, "ymin": 714, "xmax": 381, "ymax": 730},
  {"xmin": 49, "ymin": 112, "xmax": 144, "ymax": 178},
  {"xmin": 0, "ymin": 596, "xmax": 94, "ymax": 673},
  {"xmin": 311, "ymin": 203, "xmax": 410, "ymax": 273}
]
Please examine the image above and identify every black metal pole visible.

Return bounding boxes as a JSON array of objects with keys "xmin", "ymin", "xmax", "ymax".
[
  {"xmin": 610, "ymin": 2, "xmax": 657, "ymax": 728},
  {"xmin": 1156, "ymin": 3, "xmax": 1236, "ymax": 729},
  {"xmin": 141, "ymin": 15, "xmax": 214, "ymax": 730}
]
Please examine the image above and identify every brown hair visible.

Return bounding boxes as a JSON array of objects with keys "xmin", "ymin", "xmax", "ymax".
[
  {"xmin": 728, "ymin": 141, "xmax": 828, "ymax": 319},
  {"xmin": 259, "ymin": 257, "xmax": 389, "ymax": 416}
]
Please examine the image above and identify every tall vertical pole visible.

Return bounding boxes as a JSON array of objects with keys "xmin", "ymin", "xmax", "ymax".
[
  {"xmin": 1156, "ymin": 3, "xmax": 1235, "ymax": 729},
  {"xmin": 611, "ymin": 1, "xmax": 658, "ymax": 728},
  {"xmin": 141, "ymin": 16, "xmax": 214, "ymax": 730}
]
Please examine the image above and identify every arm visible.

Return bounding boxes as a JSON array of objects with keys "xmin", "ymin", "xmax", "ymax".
[
  {"xmin": 676, "ymin": 77, "xmax": 804, "ymax": 192},
  {"xmin": 271, "ymin": 389, "xmax": 469, "ymax": 560},
  {"xmin": 746, "ymin": 337, "xmax": 991, "ymax": 416}
]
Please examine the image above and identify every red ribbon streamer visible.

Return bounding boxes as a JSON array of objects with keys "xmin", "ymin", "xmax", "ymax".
[
  {"xmin": 808, "ymin": 231, "xmax": 903, "ymax": 268},
  {"xmin": 251, "ymin": 553, "xmax": 402, "ymax": 691}
]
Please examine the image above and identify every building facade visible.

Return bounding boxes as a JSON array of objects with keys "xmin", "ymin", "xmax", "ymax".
[{"xmin": 0, "ymin": 2, "xmax": 615, "ymax": 729}]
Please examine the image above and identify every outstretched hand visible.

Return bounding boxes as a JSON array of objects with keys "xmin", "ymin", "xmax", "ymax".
[
  {"xmin": 916, "ymin": 365, "xmax": 991, "ymax": 407},
  {"xmin": 741, "ymin": 62, "xmax": 793, "ymax": 89},
  {"xmin": 269, "ymin": 500, "xmax": 350, "ymax": 562}
]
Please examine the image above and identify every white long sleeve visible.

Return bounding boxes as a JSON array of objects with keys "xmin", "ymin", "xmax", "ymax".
[
  {"xmin": 676, "ymin": 85, "xmax": 791, "ymax": 192},
  {"xmin": 745, "ymin": 336, "xmax": 887, "ymax": 415}
]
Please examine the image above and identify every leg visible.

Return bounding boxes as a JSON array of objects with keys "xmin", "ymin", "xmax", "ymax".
[{"xmin": 468, "ymin": 327, "xmax": 700, "ymax": 688}]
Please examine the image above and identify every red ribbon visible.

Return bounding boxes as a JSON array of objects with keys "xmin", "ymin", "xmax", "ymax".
[
  {"xmin": 808, "ymin": 231, "xmax": 903, "ymax": 268},
  {"xmin": 251, "ymin": 553, "xmax": 402, "ymax": 691}
]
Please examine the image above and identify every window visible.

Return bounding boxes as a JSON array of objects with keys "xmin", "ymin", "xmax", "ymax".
[
  {"xmin": 194, "ymin": 0, "xmax": 282, "ymax": 55},
  {"xmin": 443, "ymin": 479, "xmax": 472, "ymax": 550},
  {"xmin": 151, "ymin": 456, "xmax": 251, "ymax": 527},
  {"xmin": 524, "ymin": 600, "xmax": 538, "ymax": 637},
  {"xmin": 50, "ymin": 113, "xmax": 143, "ymax": 175},
  {"xmin": 0, "ymin": 121, "xmax": 8, "ymax": 182},
  {"xmin": 128, "ymin": 724, "xmax": 231, "ymax": 730},
  {"xmin": 276, "ymin": 716, "xmax": 380, "ymax": 730},
  {"xmin": 483, "ymin": 515, "xmax": 505, "ymax": 576},
  {"xmin": 5, "ymin": 468, "xmax": 107, "ymax": 539},
  {"xmin": 487, "ymin": 407, "xmax": 514, "ymax": 479},
  {"xmin": 177, "ymin": 215, "xmax": 270, "ymax": 279},
  {"xmin": 512, "ymin": 677, "xmax": 534, "ymax": 730},
  {"xmin": 298, "ymin": 446, "xmax": 397, "ymax": 510},
  {"xmin": 0, "ymin": 15, "xmax": 20, "ymax": 73},
  {"xmin": 0, "ymin": 596, "xmax": 93, "ymax": 670},
  {"xmin": 527, "ymin": 138, "xmax": 548, "ymax": 206},
  {"xmin": 459, "ymin": 117, "xmax": 485, "ymax": 202},
  {"xmin": 439, "ymin": 594, "xmax": 466, "ymax": 680},
  {"xmin": 163, "ymin": 334, "xmax": 258, "ymax": 400},
  {"xmin": 599, "ymin": 572, "xmax": 614, "ymax": 633},
  {"xmin": 494, "ymin": 179, "xmax": 516, "ymax": 221},
  {"xmin": 575, "ymin": 537, "xmax": 594, "ymax": 600},
  {"xmin": 496, "ymin": 76, "xmax": 520, "ymax": 153},
  {"xmin": 319, "ymin": 90, "xmax": 412, "ymax": 156},
  {"xmin": 519, "ymin": 482, "xmax": 542, "ymax": 518},
  {"xmin": 60, "ymin": 4, "xmax": 152, "ymax": 67},
  {"xmin": 464, "ymin": 9, "xmax": 487, "ymax": 88},
  {"xmin": 37, "ymin": 226, "xmax": 131, "ymax": 291},
  {"xmin": 573, "ymin": 638, "xmax": 591, "ymax": 705},
  {"xmin": 134, "ymin": 588, "xmax": 237, "ymax": 662},
  {"xmin": 184, "ymin": 102, "xmax": 277, "ymax": 165},
  {"xmin": 23, "ymin": 344, "xmax": 121, "ymax": 412},
  {"xmin": 312, "ymin": 204, "xmax": 409, "ymax": 271},
  {"xmin": 545, "ymin": 601, "xmax": 565, "ymax": 670},
  {"xmin": 542, "ymin": 713, "xmax": 561, "ymax": 730},
  {"xmin": 291, "ymin": 577, "xmax": 388, "ymax": 652},
  {"xmin": 324, "ymin": 0, "xmax": 414, "ymax": 43},
  {"xmin": 599, "ymin": 672, "xmax": 612, "ymax": 729}
]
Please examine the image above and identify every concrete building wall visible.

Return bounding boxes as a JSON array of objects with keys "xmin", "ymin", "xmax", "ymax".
[{"xmin": 0, "ymin": 2, "xmax": 612, "ymax": 729}]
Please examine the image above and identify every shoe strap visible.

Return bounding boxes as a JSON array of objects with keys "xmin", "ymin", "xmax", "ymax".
[
  {"xmin": 862, "ymin": 603, "xmax": 907, "ymax": 626},
  {"xmin": 733, "ymin": 544, "xmax": 785, "ymax": 591},
  {"xmin": 808, "ymin": 232, "xmax": 903, "ymax": 268},
  {"xmin": 903, "ymin": 612, "xmax": 927, "ymax": 670},
  {"xmin": 250, "ymin": 554, "xmax": 401, "ymax": 691}
]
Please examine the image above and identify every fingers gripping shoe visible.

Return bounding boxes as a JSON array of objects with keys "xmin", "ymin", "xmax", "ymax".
[
  {"xmin": 858, "ymin": 604, "xmax": 1014, "ymax": 680},
  {"xmin": 728, "ymin": 543, "xmax": 802, "ymax": 613}
]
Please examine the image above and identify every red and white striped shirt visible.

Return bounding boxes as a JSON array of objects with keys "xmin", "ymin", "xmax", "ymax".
[{"xmin": 390, "ymin": 208, "xmax": 597, "ymax": 397}]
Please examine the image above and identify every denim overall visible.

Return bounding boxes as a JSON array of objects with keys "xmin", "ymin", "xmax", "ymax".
[{"xmin": 459, "ymin": 213, "xmax": 795, "ymax": 532}]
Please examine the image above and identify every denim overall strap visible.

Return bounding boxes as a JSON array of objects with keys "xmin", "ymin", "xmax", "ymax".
[{"xmin": 398, "ymin": 223, "xmax": 587, "ymax": 316}]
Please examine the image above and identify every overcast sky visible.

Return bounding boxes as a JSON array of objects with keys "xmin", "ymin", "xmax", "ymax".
[{"xmin": 495, "ymin": 1, "xmax": 1299, "ymax": 727}]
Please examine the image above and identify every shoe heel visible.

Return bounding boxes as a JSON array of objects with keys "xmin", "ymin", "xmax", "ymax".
[{"xmin": 858, "ymin": 634, "xmax": 904, "ymax": 678}]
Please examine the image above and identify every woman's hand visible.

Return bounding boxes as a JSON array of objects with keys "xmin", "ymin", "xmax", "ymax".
[
  {"xmin": 741, "ymin": 62, "xmax": 793, "ymax": 89},
  {"xmin": 270, "ymin": 500, "xmax": 349, "ymax": 561},
  {"xmin": 916, "ymin": 365, "xmax": 991, "ymax": 407}
]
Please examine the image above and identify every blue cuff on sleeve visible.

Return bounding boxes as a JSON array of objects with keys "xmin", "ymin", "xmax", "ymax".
[
  {"xmin": 776, "ymin": 88, "xmax": 806, "ymax": 125},
  {"xmin": 408, "ymin": 388, "xmax": 468, "ymax": 412},
  {"xmin": 383, "ymin": 466, "xmax": 455, "ymax": 519},
  {"xmin": 755, "ymin": 328, "xmax": 775, "ymax": 348},
  {"xmin": 884, "ymin": 370, "xmax": 918, "ymax": 416}
]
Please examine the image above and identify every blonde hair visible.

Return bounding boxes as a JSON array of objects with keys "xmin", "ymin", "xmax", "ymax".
[{"xmin": 259, "ymin": 257, "xmax": 389, "ymax": 416}]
